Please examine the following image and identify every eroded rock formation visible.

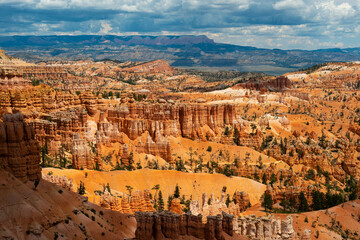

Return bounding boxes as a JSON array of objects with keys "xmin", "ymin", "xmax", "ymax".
[
  {"xmin": 0, "ymin": 113, "xmax": 41, "ymax": 182},
  {"xmin": 134, "ymin": 211, "xmax": 234, "ymax": 240},
  {"xmin": 72, "ymin": 133, "xmax": 93, "ymax": 169},
  {"xmin": 236, "ymin": 76, "xmax": 292, "ymax": 92},
  {"xmin": 190, "ymin": 192, "xmax": 248, "ymax": 222},
  {"xmin": 107, "ymin": 102, "xmax": 236, "ymax": 141},
  {"xmin": 169, "ymin": 198, "xmax": 182, "ymax": 215},
  {"xmin": 100, "ymin": 189, "xmax": 154, "ymax": 214},
  {"xmin": 235, "ymin": 215, "xmax": 295, "ymax": 240},
  {"xmin": 0, "ymin": 67, "xmax": 32, "ymax": 90},
  {"xmin": 42, "ymin": 173, "xmax": 73, "ymax": 191}
]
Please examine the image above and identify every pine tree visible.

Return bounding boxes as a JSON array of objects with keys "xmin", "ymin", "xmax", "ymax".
[
  {"xmin": 311, "ymin": 190, "xmax": 325, "ymax": 210},
  {"xmin": 254, "ymin": 171, "xmax": 260, "ymax": 181},
  {"xmin": 225, "ymin": 194, "xmax": 231, "ymax": 207},
  {"xmin": 233, "ymin": 128, "xmax": 240, "ymax": 145},
  {"xmin": 262, "ymin": 192, "xmax": 273, "ymax": 212},
  {"xmin": 270, "ymin": 173, "xmax": 277, "ymax": 186},
  {"xmin": 126, "ymin": 185, "xmax": 133, "ymax": 196},
  {"xmin": 174, "ymin": 184, "xmax": 180, "ymax": 198},
  {"xmin": 158, "ymin": 190, "xmax": 164, "ymax": 211},
  {"xmin": 167, "ymin": 196, "xmax": 174, "ymax": 210},
  {"xmin": 298, "ymin": 191, "xmax": 309, "ymax": 212},
  {"xmin": 41, "ymin": 141, "xmax": 49, "ymax": 167},
  {"xmin": 224, "ymin": 126, "xmax": 230, "ymax": 136},
  {"xmin": 33, "ymin": 179, "xmax": 40, "ymax": 190},
  {"xmin": 262, "ymin": 173, "xmax": 268, "ymax": 185},
  {"xmin": 280, "ymin": 196, "xmax": 289, "ymax": 212},
  {"xmin": 289, "ymin": 195, "xmax": 297, "ymax": 211}
]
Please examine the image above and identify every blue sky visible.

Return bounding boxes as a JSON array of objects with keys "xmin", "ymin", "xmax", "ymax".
[{"xmin": 0, "ymin": 0, "xmax": 359, "ymax": 50}]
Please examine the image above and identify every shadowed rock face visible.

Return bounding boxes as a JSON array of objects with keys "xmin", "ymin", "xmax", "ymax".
[
  {"xmin": 134, "ymin": 211, "xmax": 234, "ymax": 240},
  {"xmin": 0, "ymin": 112, "xmax": 41, "ymax": 182},
  {"xmin": 236, "ymin": 76, "xmax": 292, "ymax": 92}
]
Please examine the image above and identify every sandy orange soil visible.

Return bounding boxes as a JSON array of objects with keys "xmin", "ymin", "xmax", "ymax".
[{"xmin": 42, "ymin": 168, "xmax": 266, "ymax": 205}]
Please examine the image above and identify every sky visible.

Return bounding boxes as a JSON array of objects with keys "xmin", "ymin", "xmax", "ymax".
[{"xmin": 0, "ymin": 0, "xmax": 359, "ymax": 50}]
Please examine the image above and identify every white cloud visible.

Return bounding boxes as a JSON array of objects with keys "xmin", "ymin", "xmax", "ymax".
[
  {"xmin": 273, "ymin": 0, "xmax": 305, "ymax": 10},
  {"xmin": 98, "ymin": 21, "xmax": 112, "ymax": 34},
  {"xmin": 313, "ymin": 1, "xmax": 356, "ymax": 22}
]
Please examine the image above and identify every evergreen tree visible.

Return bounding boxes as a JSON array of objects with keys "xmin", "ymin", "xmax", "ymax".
[
  {"xmin": 152, "ymin": 184, "xmax": 160, "ymax": 209},
  {"xmin": 298, "ymin": 191, "xmax": 309, "ymax": 212},
  {"xmin": 224, "ymin": 126, "xmax": 230, "ymax": 136},
  {"xmin": 280, "ymin": 196, "xmax": 289, "ymax": 212},
  {"xmin": 158, "ymin": 190, "xmax": 164, "ymax": 211},
  {"xmin": 289, "ymin": 196, "xmax": 297, "ymax": 210},
  {"xmin": 126, "ymin": 185, "xmax": 133, "ymax": 196},
  {"xmin": 254, "ymin": 172, "xmax": 260, "ymax": 181},
  {"xmin": 174, "ymin": 184, "xmax": 180, "ymax": 198},
  {"xmin": 270, "ymin": 173, "xmax": 277, "ymax": 186},
  {"xmin": 33, "ymin": 179, "xmax": 40, "ymax": 190},
  {"xmin": 41, "ymin": 141, "xmax": 49, "ymax": 167},
  {"xmin": 262, "ymin": 173, "xmax": 268, "ymax": 185},
  {"xmin": 233, "ymin": 128, "xmax": 240, "ymax": 145},
  {"xmin": 167, "ymin": 196, "xmax": 174, "ymax": 210},
  {"xmin": 225, "ymin": 194, "xmax": 231, "ymax": 207},
  {"xmin": 262, "ymin": 192, "xmax": 273, "ymax": 212},
  {"xmin": 311, "ymin": 190, "xmax": 325, "ymax": 210},
  {"xmin": 126, "ymin": 152, "xmax": 135, "ymax": 171}
]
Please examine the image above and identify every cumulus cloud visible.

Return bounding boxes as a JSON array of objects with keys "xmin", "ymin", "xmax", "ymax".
[
  {"xmin": 0, "ymin": 0, "xmax": 359, "ymax": 49},
  {"xmin": 273, "ymin": 0, "xmax": 305, "ymax": 10}
]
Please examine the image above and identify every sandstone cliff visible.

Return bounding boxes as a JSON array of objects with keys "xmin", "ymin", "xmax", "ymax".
[{"xmin": 0, "ymin": 113, "xmax": 41, "ymax": 182}]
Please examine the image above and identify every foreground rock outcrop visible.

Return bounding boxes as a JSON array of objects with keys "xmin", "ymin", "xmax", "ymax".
[
  {"xmin": 0, "ymin": 169, "xmax": 136, "ymax": 239},
  {"xmin": 0, "ymin": 113, "xmax": 41, "ymax": 182}
]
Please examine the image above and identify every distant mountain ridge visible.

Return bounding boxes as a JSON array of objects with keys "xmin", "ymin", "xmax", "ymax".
[
  {"xmin": 0, "ymin": 35, "xmax": 216, "ymax": 47},
  {"xmin": 1, "ymin": 35, "xmax": 360, "ymax": 75}
]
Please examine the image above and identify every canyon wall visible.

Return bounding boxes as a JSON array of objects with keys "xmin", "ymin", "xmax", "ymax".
[{"xmin": 107, "ymin": 102, "xmax": 236, "ymax": 140}]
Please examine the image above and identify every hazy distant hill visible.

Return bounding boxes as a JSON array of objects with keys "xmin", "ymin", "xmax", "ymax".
[{"xmin": 1, "ymin": 35, "xmax": 360, "ymax": 75}]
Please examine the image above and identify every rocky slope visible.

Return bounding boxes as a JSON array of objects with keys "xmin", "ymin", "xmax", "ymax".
[{"xmin": 0, "ymin": 169, "xmax": 136, "ymax": 239}]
